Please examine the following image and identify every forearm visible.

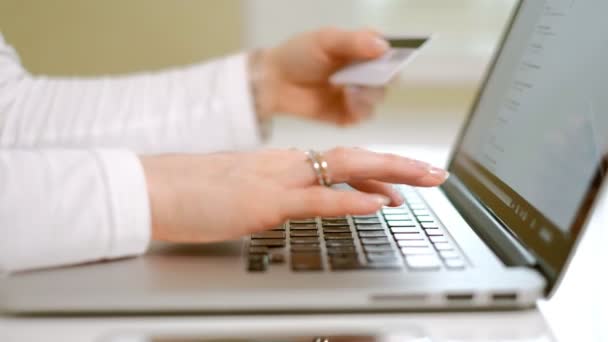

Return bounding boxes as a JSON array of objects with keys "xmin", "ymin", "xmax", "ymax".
[{"xmin": 0, "ymin": 35, "xmax": 262, "ymax": 153}]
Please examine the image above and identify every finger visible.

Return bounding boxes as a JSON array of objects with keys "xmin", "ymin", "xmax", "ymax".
[
  {"xmin": 322, "ymin": 147, "xmax": 449, "ymax": 186},
  {"xmin": 344, "ymin": 86, "xmax": 386, "ymax": 120},
  {"xmin": 282, "ymin": 187, "xmax": 390, "ymax": 219},
  {"xmin": 318, "ymin": 27, "xmax": 389, "ymax": 61},
  {"xmin": 348, "ymin": 180, "xmax": 404, "ymax": 207},
  {"xmin": 345, "ymin": 91, "xmax": 373, "ymax": 122},
  {"xmin": 349, "ymin": 86, "xmax": 386, "ymax": 104}
]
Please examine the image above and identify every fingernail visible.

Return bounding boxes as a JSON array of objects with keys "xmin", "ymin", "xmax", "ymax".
[
  {"xmin": 371, "ymin": 195, "xmax": 391, "ymax": 206},
  {"xmin": 429, "ymin": 167, "xmax": 450, "ymax": 181},
  {"xmin": 373, "ymin": 37, "xmax": 390, "ymax": 52}
]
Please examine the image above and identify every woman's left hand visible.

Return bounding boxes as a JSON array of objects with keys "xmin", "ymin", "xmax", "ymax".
[{"xmin": 253, "ymin": 27, "xmax": 389, "ymax": 125}]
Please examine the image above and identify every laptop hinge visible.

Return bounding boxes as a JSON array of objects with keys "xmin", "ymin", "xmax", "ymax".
[{"xmin": 441, "ymin": 175, "xmax": 537, "ymax": 267}]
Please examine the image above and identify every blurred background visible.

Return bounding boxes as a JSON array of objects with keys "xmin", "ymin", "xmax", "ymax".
[{"xmin": 0, "ymin": 0, "xmax": 518, "ymax": 153}]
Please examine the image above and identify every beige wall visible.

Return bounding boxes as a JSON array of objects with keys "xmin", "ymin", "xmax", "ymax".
[{"xmin": 0, "ymin": 0, "xmax": 243, "ymax": 75}]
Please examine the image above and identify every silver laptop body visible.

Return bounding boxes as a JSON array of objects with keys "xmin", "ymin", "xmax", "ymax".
[{"xmin": 1, "ymin": 0, "xmax": 606, "ymax": 314}]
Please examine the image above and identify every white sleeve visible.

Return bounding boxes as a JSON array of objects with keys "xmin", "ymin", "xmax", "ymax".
[
  {"xmin": 0, "ymin": 149, "xmax": 150, "ymax": 274},
  {"xmin": 0, "ymin": 33, "xmax": 262, "ymax": 273},
  {"xmin": 0, "ymin": 34, "xmax": 262, "ymax": 153}
]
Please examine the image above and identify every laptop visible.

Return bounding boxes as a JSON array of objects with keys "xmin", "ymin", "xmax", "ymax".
[{"xmin": 1, "ymin": 0, "xmax": 606, "ymax": 314}]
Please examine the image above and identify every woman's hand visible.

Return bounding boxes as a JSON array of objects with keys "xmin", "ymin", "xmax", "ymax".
[
  {"xmin": 141, "ymin": 148, "xmax": 448, "ymax": 243},
  {"xmin": 252, "ymin": 27, "xmax": 389, "ymax": 125}
]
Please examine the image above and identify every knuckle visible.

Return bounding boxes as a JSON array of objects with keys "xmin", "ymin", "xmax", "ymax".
[
  {"xmin": 329, "ymin": 146, "xmax": 351, "ymax": 164},
  {"xmin": 381, "ymin": 153, "xmax": 401, "ymax": 167}
]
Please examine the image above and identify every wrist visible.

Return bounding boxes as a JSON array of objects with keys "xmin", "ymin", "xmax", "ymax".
[
  {"xmin": 139, "ymin": 155, "xmax": 172, "ymax": 241},
  {"xmin": 248, "ymin": 49, "xmax": 281, "ymax": 121}
]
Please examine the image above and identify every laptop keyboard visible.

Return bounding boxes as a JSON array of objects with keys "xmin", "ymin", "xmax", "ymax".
[{"xmin": 246, "ymin": 186, "xmax": 468, "ymax": 272}]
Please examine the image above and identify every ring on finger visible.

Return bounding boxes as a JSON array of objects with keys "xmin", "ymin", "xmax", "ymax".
[
  {"xmin": 315, "ymin": 151, "xmax": 332, "ymax": 186},
  {"xmin": 304, "ymin": 150, "xmax": 331, "ymax": 187}
]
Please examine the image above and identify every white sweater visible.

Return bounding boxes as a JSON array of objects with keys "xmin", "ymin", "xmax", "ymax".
[{"xmin": 0, "ymin": 34, "xmax": 261, "ymax": 274}]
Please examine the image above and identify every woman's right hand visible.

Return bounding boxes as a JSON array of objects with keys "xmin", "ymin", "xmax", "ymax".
[{"xmin": 140, "ymin": 147, "xmax": 448, "ymax": 243}]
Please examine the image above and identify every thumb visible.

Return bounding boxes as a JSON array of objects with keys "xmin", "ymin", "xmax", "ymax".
[{"xmin": 318, "ymin": 27, "xmax": 389, "ymax": 61}]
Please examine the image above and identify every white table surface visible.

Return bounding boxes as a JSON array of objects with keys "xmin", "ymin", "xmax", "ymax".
[{"xmin": 1, "ymin": 143, "xmax": 605, "ymax": 342}]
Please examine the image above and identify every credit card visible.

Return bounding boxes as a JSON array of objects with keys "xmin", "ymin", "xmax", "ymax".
[{"xmin": 329, "ymin": 36, "xmax": 432, "ymax": 86}]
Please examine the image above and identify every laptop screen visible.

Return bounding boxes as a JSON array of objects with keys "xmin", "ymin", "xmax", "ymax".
[{"xmin": 449, "ymin": 0, "xmax": 607, "ymax": 275}]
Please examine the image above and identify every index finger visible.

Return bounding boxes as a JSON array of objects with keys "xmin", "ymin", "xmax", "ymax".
[
  {"xmin": 322, "ymin": 147, "xmax": 449, "ymax": 186},
  {"xmin": 318, "ymin": 27, "xmax": 389, "ymax": 61}
]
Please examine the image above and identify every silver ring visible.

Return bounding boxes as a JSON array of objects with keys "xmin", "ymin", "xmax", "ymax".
[
  {"xmin": 315, "ymin": 151, "xmax": 331, "ymax": 186},
  {"xmin": 304, "ymin": 150, "xmax": 329, "ymax": 187}
]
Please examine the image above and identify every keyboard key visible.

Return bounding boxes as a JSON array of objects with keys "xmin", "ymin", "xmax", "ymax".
[
  {"xmin": 358, "ymin": 230, "xmax": 387, "ymax": 238},
  {"xmin": 330, "ymin": 256, "xmax": 363, "ymax": 270},
  {"xmin": 416, "ymin": 216, "xmax": 435, "ymax": 223},
  {"xmin": 250, "ymin": 239, "xmax": 285, "ymax": 248},
  {"xmin": 323, "ymin": 227, "xmax": 351, "ymax": 233},
  {"xmin": 247, "ymin": 254, "xmax": 269, "ymax": 272},
  {"xmin": 439, "ymin": 250, "xmax": 460, "ymax": 259},
  {"xmin": 352, "ymin": 214, "xmax": 378, "ymax": 219},
  {"xmin": 270, "ymin": 225, "xmax": 286, "ymax": 231},
  {"xmin": 326, "ymin": 246, "xmax": 357, "ymax": 255},
  {"xmin": 290, "ymin": 223, "xmax": 318, "ymax": 230},
  {"xmin": 354, "ymin": 218, "xmax": 382, "ymax": 225},
  {"xmin": 405, "ymin": 255, "xmax": 441, "ymax": 270},
  {"xmin": 290, "ymin": 237, "xmax": 318, "ymax": 244},
  {"xmin": 360, "ymin": 237, "xmax": 391, "ymax": 245},
  {"xmin": 408, "ymin": 203, "xmax": 426, "ymax": 210},
  {"xmin": 401, "ymin": 246, "xmax": 434, "ymax": 255},
  {"xmin": 393, "ymin": 232, "xmax": 424, "ymax": 240},
  {"xmin": 363, "ymin": 244, "xmax": 394, "ymax": 253},
  {"xmin": 324, "ymin": 232, "xmax": 353, "ymax": 240},
  {"xmin": 390, "ymin": 227, "xmax": 419, "ymax": 233},
  {"xmin": 445, "ymin": 258, "xmax": 466, "ymax": 269},
  {"xmin": 252, "ymin": 231, "xmax": 285, "ymax": 239},
  {"xmin": 366, "ymin": 259, "xmax": 402, "ymax": 269},
  {"xmin": 387, "ymin": 220, "xmax": 416, "ymax": 227},
  {"xmin": 330, "ymin": 253, "xmax": 359, "ymax": 261},
  {"xmin": 433, "ymin": 242, "xmax": 454, "ymax": 251},
  {"xmin": 356, "ymin": 224, "xmax": 385, "ymax": 231},
  {"xmin": 412, "ymin": 209, "xmax": 430, "ymax": 216},
  {"xmin": 290, "ymin": 219, "xmax": 316, "ymax": 224},
  {"xmin": 328, "ymin": 252, "xmax": 358, "ymax": 260},
  {"xmin": 321, "ymin": 216, "xmax": 348, "ymax": 224},
  {"xmin": 381, "ymin": 207, "xmax": 408, "ymax": 214},
  {"xmin": 366, "ymin": 252, "xmax": 398, "ymax": 262},
  {"xmin": 421, "ymin": 222, "xmax": 439, "ymax": 229},
  {"xmin": 290, "ymin": 229, "xmax": 318, "ymax": 237},
  {"xmin": 291, "ymin": 252, "xmax": 322, "ymax": 271},
  {"xmin": 269, "ymin": 252, "xmax": 285, "ymax": 264},
  {"xmin": 322, "ymin": 222, "xmax": 350, "ymax": 227},
  {"xmin": 248, "ymin": 246, "xmax": 269, "ymax": 255},
  {"xmin": 397, "ymin": 240, "xmax": 429, "ymax": 247},
  {"xmin": 403, "ymin": 195, "xmax": 421, "ymax": 202},
  {"xmin": 424, "ymin": 228, "xmax": 443, "ymax": 236},
  {"xmin": 384, "ymin": 214, "xmax": 411, "ymax": 221},
  {"xmin": 291, "ymin": 244, "xmax": 320, "ymax": 252},
  {"xmin": 326, "ymin": 240, "xmax": 355, "ymax": 247},
  {"xmin": 430, "ymin": 235, "xmax": 448, "ymax": 243}
]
